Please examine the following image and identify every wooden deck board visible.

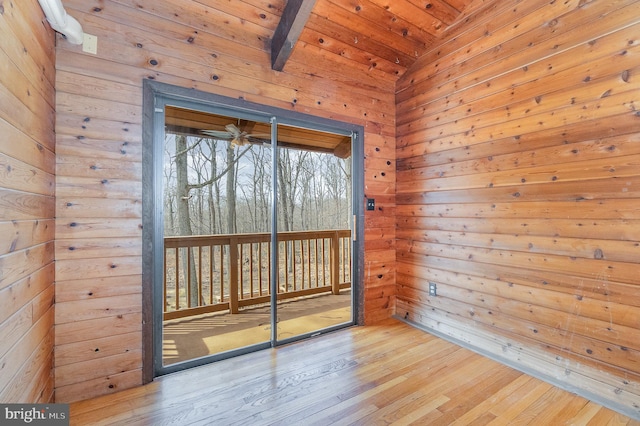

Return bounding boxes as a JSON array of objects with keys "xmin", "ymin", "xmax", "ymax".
[
  {"xmin": 69, "ymin": 319, "xmax": 638, "ymax": 425},
  {"xmin": 163, "ymin": 292, "xmax": 352, "ymax": 364}
]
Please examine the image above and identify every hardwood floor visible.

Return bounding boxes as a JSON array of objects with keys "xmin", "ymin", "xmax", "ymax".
[{"xmin": 69, "ymin": 319, "xmax": 639, "ymax": 425}]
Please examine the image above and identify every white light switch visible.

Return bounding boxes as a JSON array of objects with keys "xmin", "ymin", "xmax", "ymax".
[{"xmin": 82, "ymin": 33, "xmax": 98, "ymax": 55}]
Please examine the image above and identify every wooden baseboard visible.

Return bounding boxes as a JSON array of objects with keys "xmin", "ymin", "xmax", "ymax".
[{"xmin": 394, "ymin": 308, "xmax": 640, "ymax": 421}]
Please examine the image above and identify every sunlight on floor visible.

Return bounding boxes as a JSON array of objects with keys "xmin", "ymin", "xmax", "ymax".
[{"xmin": 163, "ymin": 293, "xmax": 352, "ymax": 364}]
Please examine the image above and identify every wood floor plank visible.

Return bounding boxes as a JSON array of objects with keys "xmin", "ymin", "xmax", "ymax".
[
  {"xmin": 69, "ymin": 319, "xmax": 638, "ymax": 425},
  {"xmin": 386, "ymin": 394, "xmax": 450, "ymax": 425},
  {"xmin": 573, "ymin": 401, "xmax": 613, "ymax": 425},
  {"xmin": 507, "ymin": 386, "xmax": 576, "ymax": 425},
  {"xmin": 437, "ymin": 367, "xmax": 523, "ymax": 424},
  {"xmin": 449, "ymin": 374, "xmax": 535, "ymax": 425}
]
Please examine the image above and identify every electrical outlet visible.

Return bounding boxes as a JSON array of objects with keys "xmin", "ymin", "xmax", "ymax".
[
  {"xmin": 83, "ymin": 33, "xmax": 98, "ymax": 55},
  {"xmin": 429, "ymin": 282, "xmax": 437, "ymax": 296}
]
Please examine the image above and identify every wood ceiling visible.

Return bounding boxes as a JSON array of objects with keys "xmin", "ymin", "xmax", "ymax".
[
  {"xmin": 278, "ymin": 0, "xmax": 476, "ymax": 79},
  {"xmin": 165, "ymin": 106, "xmax": 352, "ymax": 158},
  {"xmin": 162, "ymin": 0, "xmax": 475, "ymax": 156}
]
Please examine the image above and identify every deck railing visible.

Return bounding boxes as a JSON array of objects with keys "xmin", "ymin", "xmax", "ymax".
[{"xmin": 163, "ymin": 230, "xmax": 351, "ymax": 320}]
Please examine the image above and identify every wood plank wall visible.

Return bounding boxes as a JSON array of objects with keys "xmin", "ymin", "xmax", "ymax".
[
  {"xmin": 0, "ymin": 0, "xmax": 56, "ymax": 403},
  {"xmin": 396, "ymin": 0, "xmax": 640, "ymax": 417},
  {"xmin": 54, "ymin": 0, "xmax": 396, "ymax": 402}
]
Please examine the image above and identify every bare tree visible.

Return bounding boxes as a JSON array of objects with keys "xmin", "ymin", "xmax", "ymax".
[
  {"xmin": 174, "ymin": 134, "xmax": 199, "ymax": 306},
  {"xmin": 226, "ymin": 144, "xmax": 238, "ymax": 234},
  {"xmin": 170, "ymin": 133, "xmax": 252, "ymax": 306},
  {"xmin": 298, "ymin": 156, "xmax": 316, "ymax": 230},
  {"xmin": 163, "ymin": 143, "xmax": 177, "ymax": 235},
  {"xmin": 254, "ymin": 148, "xmax": 272, "ymax": 232},
  {"xmin": 277, "ymin": 150, "xmax": 309, "ymax": 231},
  {"xmin": 208, "ymin": 139, "xmax": 223, "ymax": 234},
  {"xmin": 326, "ymin": 156, "xmax": 347, "ymax": 227}
]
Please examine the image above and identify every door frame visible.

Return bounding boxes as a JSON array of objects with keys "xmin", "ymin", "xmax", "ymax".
[{"xmin": 142, "ymin": 80, "xmax": 365, "ymax": 381}]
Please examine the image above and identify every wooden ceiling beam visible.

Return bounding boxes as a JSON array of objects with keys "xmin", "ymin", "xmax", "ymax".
[{"xmin": 271, "ymin": 0, "xmax": 317, "ymax": 71}]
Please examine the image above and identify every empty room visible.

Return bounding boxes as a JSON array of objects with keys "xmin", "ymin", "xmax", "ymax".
[{"xmin": 1, "ymin": 0, "xmax": 639, "ymax": 424}]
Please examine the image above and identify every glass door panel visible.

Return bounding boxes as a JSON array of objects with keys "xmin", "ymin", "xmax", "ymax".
[
  {"xmin": 161, "ymin": 107, "xmax": 273, "ymax": 366},
  {"xmin": 274, "ymin": 123, "xmax": 353, "ymax": 343}
]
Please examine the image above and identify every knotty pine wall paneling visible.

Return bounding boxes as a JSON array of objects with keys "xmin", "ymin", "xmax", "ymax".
[
  {"xmin": 396, "ymin": 0, "xmax": 640, "ymax": 417},
  {"xmin": 54, "ymin": 0, "xmax": 396, "ymax": 402},
  {"xmin": 0, "ymin": 0, "xmax": 56, "ymax": 403}
]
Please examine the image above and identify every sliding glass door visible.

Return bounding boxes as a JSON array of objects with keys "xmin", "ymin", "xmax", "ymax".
[{"xmin": 146, "ymin": 82, "xmax": 361, "ymax": 376}]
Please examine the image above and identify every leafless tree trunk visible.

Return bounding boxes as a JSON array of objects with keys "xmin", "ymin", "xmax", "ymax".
[
  {"xmin": 278, "ymin": 150, "xmax": 309, "ymax": 231},
  {"xmin": 207, "ymin": 139, "xmax": 218, "ymax": 234},
  {"xmin": 246, "ymin": 148, "xmax": 270, "ymax": 233},
  {"xmin": 175, "ymin": 134, "xmax": 200, "ymax": 307},
  {"xmin": 226, "ymin": 144, "xmax": 237, "ymax": 234},
  {"xmin": 299, "ymin": 157, "xmax": 315, "ymax": 230}
]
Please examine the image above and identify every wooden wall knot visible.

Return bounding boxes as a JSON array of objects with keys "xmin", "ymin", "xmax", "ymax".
[
  {"xmin": 593, "ymin": 248, "xmax": 604, "ymax": 259},
  {"xmin": 621, "ymin": 70, "xmax": 630, "ymax": 82}
]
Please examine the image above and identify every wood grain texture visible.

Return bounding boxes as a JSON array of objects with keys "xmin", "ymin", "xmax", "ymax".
[
  {"xmin": 396, "ymin": 0, "xmax": 640, "ymax": 417},
  {"xmin": 53, "ymin": 0, "xmax": 398, "ymax": 401},
  {"xmin": 0, "ymin": 0, "xmax": 56, "ymax": 404},
  {"xmin": 296, "ymin": 0, "xmax": 467, "ymax": 77},
  {"xmin": 68, "ymin": 320, "xmax": 640, "ymax": 425}
]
